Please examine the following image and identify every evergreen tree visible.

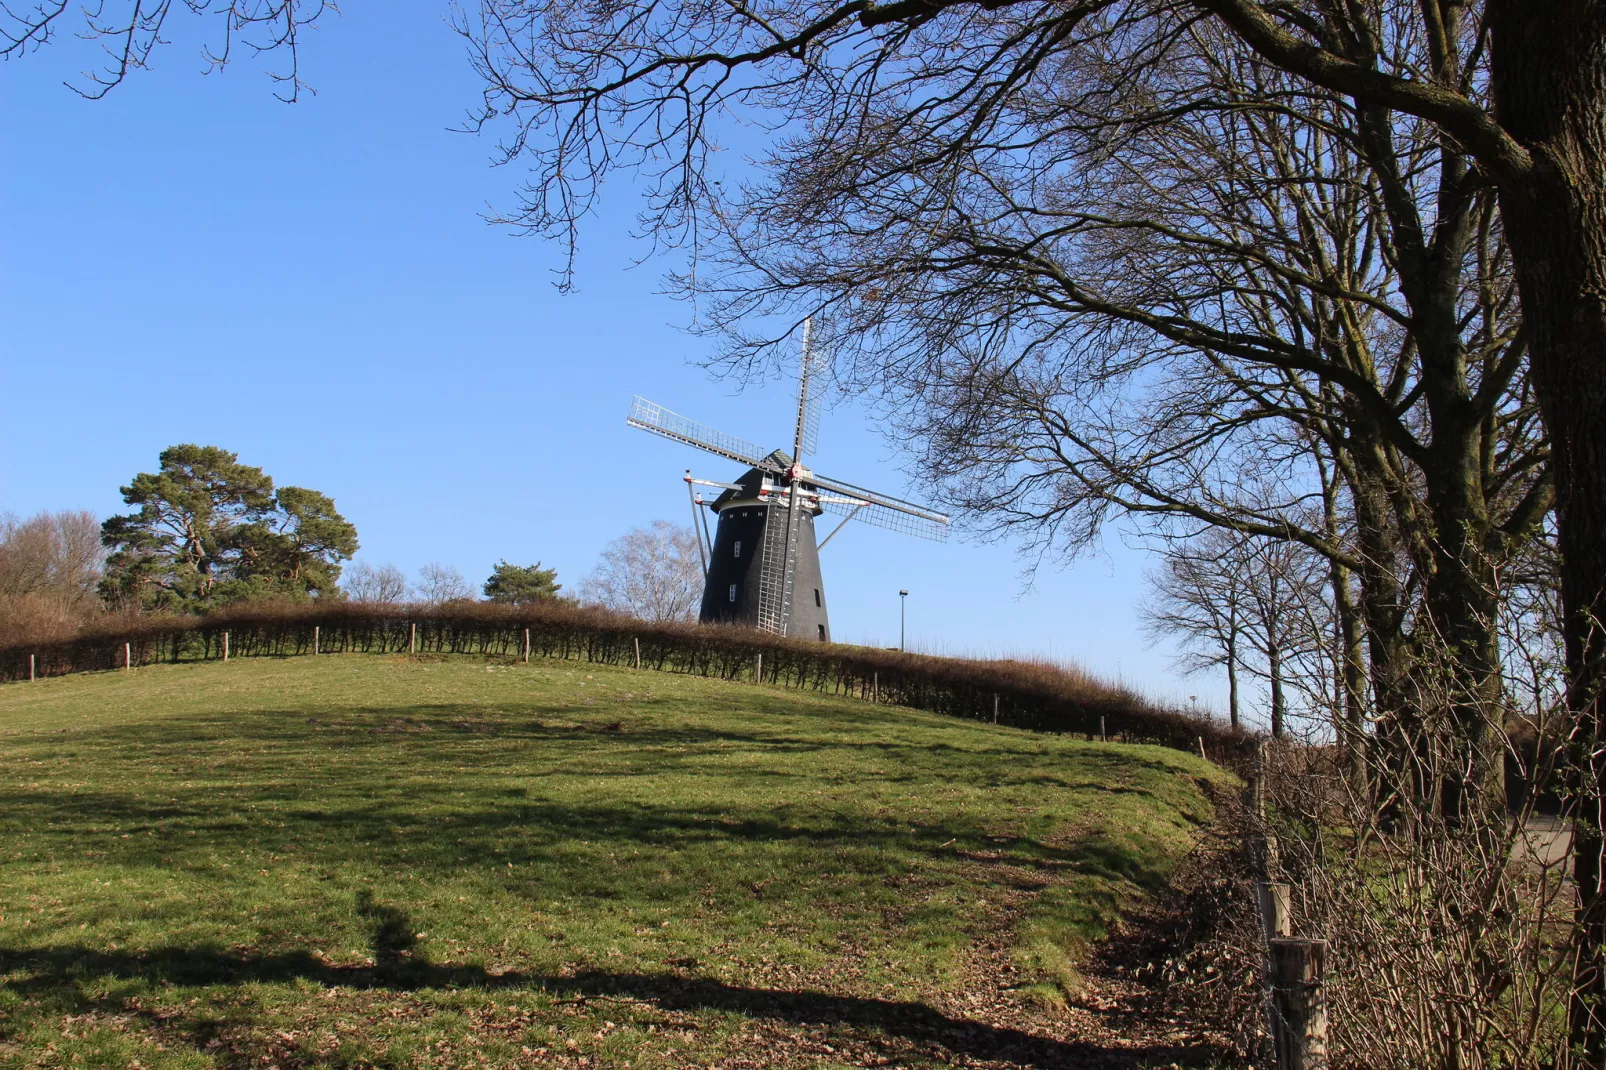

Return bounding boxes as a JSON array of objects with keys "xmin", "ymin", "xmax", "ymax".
[
  {"xmin": 482, "ymin": 561, "xmax": 560, "ymax": 605},
  {"xmin": 101, "ymin": 445, "xmax": 357, "ymax": 611}
]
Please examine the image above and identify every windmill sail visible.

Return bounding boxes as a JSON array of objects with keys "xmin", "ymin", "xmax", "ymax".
[
  {"xmin": 628, "ymin": 397, "xmax": 777, "ymax": 471},
  {"xmin": 792, "ymin": 319, "xmax": 824, "ymax": 462},
  {"xmin": 811, "ymin": 473, "xmax": 951, "ymax": 542}
]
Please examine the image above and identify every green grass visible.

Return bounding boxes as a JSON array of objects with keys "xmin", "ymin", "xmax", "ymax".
[{"xmin": 0, "ymin": 654, "xmax": 1224, "ymax": 1069}]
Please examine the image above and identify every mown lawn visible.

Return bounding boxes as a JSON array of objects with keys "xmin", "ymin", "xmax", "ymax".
[{"xmin": 0, "ymin": 654, "xmax": 1224, "ymax": 1069}]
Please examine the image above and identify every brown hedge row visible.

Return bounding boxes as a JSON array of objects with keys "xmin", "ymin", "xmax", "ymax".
[{"xmin": 0, "ymin": 600, "xmax": 1252, "ymax": 764}]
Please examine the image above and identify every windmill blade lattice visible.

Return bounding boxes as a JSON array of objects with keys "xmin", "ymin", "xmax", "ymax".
[
  {"xmin": 792, "ymin": 319, "xmax": 826, "ymax": 461},
  {"xmin": 628, "ymin": 397, "xmax": 777, "ymax": 471},
  {"xmin": 811, "ymin": 473, "xmax": 952, "ymax": 542}
]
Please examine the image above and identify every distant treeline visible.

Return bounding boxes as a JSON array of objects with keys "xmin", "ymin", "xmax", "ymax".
[{"xmin": 0, "ymin": 600, "xmax": 1251, "ymax": 764}]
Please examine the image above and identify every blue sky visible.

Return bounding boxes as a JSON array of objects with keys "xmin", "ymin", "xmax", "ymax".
[{"xmin": 0, "ymin": 4, "xmax": 1238, "ymax": 718}]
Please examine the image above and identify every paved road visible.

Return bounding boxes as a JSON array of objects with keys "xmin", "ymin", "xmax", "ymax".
[{"xmin": 1516, "ymin": 814, "xmax": 1572, "ymax": 870}]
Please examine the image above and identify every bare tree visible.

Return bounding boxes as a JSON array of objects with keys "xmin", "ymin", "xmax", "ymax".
[
  {"xmin": 580, "ymin": 521, "xmax": 704, "ymax": 623},
  {"xmin": 459, "ymin": 0, "xmax": 1552, "ymax": 801},
  {"xmin": 1142, "ymin": 527, "xmax": 1332, "ymax": 736},
  {"xmin": 413, "ymin": 562, "xmax": 472, "ymax": 606},
  {"xmin": 0, "ymin": 510, "xmax": 106, "ymax": 610},
  {"xmin": 0, "ymin": 509, "xmax": 109, "ymax": 647},
  {"xmin": 342, "ymin": 561, "xmax": 409, "ymax": 603},
  {"xmin": 2, "ymin": 0, "xmax": 329, "ymax": 100},
  {"xmin": 1141, "ymin": 531, "xmax": 1253, "ymax": 731},
  {"xmin": 459, "ymin": 8, "xmax": 1603, "ymax": 805}
]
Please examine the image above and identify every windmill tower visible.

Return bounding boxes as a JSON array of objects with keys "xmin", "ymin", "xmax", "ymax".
[{"xmin": 627, "ymin": 321, "xmax": 950, "ymax": 640}]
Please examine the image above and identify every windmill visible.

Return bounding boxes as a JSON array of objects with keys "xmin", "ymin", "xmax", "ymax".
[{"xmin": 626, "ymin": 320, "xmax": 950, "ymax": 640}]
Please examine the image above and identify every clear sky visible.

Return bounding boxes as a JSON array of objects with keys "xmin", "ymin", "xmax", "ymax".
[{"xmin": 0, "ymin": 4, "xmax": 1239, "ymax": 720}]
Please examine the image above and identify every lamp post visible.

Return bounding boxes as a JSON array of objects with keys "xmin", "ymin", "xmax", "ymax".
[{"xmin": 899, "ymin": 589, "xmax": 909, "ymax": 652}]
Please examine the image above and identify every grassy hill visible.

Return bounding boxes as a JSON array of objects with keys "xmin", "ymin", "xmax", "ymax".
[{"xmin": 0, "ymin": 654, "xmax": 1226, "ymax": 1069}]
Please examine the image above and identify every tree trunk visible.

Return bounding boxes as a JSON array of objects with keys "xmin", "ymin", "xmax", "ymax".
[
  {"xmin": 1267, "ymin": 585, "xmax": 1286, "ymax": 739},
  {"xmin": 1268, "ymin": 641, "xmax": 1285, "ymax": 740},
  {"xmin": 1319, "ymin": 444, "xmax": 1369, "ymax": 781},
  {"xmin": 1416, "ymin": 394, "xmax": 1506, "ymax": 823},
  {"xmin": 1227, "ymin": 604, "xmax": 1241, "ymax": 730},
  {"xmin": 1348, "ymin": 439, "xmax": 1419, "ymax": 812},
  {"xmin": 1331, "ymin": 557, "xmax": 1368, "ymax": 783},
  {"xmin": 1489, "ymin": 4, "xmax": 1606, "ymax": 1062}
]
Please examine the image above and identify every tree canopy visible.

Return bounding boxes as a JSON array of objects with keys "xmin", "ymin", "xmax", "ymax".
[
  {"xmin": 100, "ymin": 444, "xmax": 357, "ymax": 611},
  {"xmin": 483, "ymin": 561, "xmax": 562, "ymax": 605}
]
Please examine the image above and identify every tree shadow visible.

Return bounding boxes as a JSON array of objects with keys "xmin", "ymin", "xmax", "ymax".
[{"xmin": 0, "ymin": 780, "xmax": 1175, "ymax": 900}]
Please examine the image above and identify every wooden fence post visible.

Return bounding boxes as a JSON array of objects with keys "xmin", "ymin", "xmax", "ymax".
[
  {"xmin": 313, "ymin": 626, "xmax": 320, "ymax": 656},
  {"xmin": 756, "ymin": 653, "xmax": 763, "ymax": 683},
  {"xmin": 873, "ymin": 672, "xmax": 878, "ymax": 704},
  {"xmin": 1100, "ymin": 716, "xmax": 1107, "ymax": 742},
  {"xmin": 223, "ymin": 632, "xmax": 230, "ymax": 662},
  {"xmin": 634, "ymin": 637, "xmax": 641, "ymax": 670},
  {"xmin": 124, "ymin": 642, "xmax": 131, "ymax": 670},
  {"xmin": 1252, "ymin": 740, "xmax": 1282, "ymax": 878},
  {"xmin": 29, "ymin": 654, "xmax": 35, "ymax": 682},
  {"xmin": 1269, "ymin": 938, "xmax": 1328, "ymax": 1069},
  {"xmin": 992, "ymin": 694, "xmax": 999, "ymax": 724},
  {"xmin": 1198, "ymin": 735, "xmax": 1207, "ymax": 761},
  {"xmin": 410, "ymin": 622, "xmax": 416, "ymax": 655},
  {"xmin": 1257, "ymin": 882, "xmax": 1292, "ymax": 939},
  {"xmin": 524, "ymin": 628, "xmax": 531, "ymax": 664}
]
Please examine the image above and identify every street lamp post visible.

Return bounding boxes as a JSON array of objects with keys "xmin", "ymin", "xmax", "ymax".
[{"xmin": 899, "ymin": 589, "xmax": 909, "ymax": 652}]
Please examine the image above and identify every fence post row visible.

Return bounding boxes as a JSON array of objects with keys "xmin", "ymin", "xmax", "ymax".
[
  {"xmin": 5, "ymin": 615, "xmax": 1241, "ymax": 771},
  {"xmin": 1253, "ymin": 746, "xmax": 1326, "ymax": 1070}
]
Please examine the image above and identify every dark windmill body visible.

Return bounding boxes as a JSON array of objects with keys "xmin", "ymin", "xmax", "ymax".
[{"xmin": 627, "ymin": 321, "xmax": 950, "ymax": 640}]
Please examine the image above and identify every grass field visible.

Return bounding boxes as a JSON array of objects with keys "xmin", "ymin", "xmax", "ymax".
[{"xmin": 0, "ymin": 654, "xmax": 1225, "ymax": 1069}]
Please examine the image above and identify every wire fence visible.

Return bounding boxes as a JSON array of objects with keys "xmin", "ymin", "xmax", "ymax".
[{"xmin": 0, "ymin": 600, "xmax": 1253, "ymax": 764}]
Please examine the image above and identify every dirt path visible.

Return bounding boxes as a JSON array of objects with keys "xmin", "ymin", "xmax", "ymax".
[{"xmin": 613, "ymin": 842, "xmax": 1250, "ymax": 1069}]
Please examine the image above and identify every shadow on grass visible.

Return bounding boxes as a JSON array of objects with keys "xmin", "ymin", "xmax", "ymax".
[
  {"xmin": 21, "ymin": 696, "xmax": 1202, "ymax": 771},
  {"xmin": 0, "ymin": 784, "xmax": 1175, "ymax": 898},
  {"xmin": 0, "ymin": 903, "xmax": 1212, "ymax": 1070},
  {"xmin": 0, "ymin": 693, "xmax": 1219, "ymax": 1067}
]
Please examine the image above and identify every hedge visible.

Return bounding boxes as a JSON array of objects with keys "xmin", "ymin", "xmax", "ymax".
[{"xmin": 0, "ymin": 600, "xmax": 1253, "ymax": 765}]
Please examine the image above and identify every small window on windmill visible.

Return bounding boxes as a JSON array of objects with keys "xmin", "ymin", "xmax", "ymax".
[
  {"xmin": 734, "ymin": 540, "xmax": 742, "ymax": 558},
  {"xmin": 817, "ymin": 624, "xmax": 826, "ymax": 641},
  {"xmin": 814, "ymin": 589, "xmax": 822, "ymax": 608},
  {"xmin": 729, "ymin": 584, "xmax": 738, "ymax": 603}
]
